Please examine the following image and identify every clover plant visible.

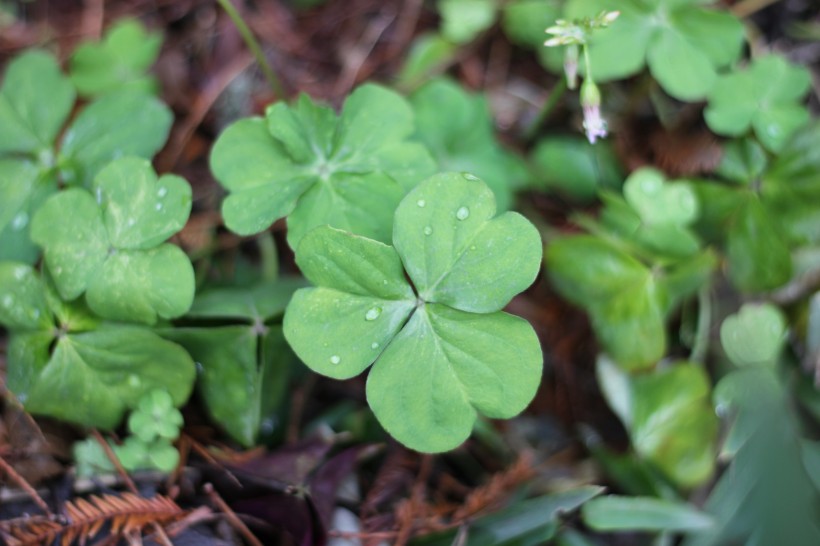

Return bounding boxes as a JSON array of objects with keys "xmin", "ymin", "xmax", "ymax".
[
  {"xmin": 162, "ymin": 278, "xmax": 306, "ymax": 446},
  {"xmin": 410, "ymin": 77, "xmax": 529, "ymax": 211},
  {"xmin": 210, "ymin": 84, "xmax": 436, "ymax": 247},
  {"xmin": 564, "ymin": 0, "xmax": 744, "ymax": 100},
  {"xmin": 30, "ymin": 156, "xmax": 195, "ymax": 325},
  {"xmin": 0, "ymin": 50, "xmax": 172, "ymax": 263},
  {"xmin": 705, "ymin": 55, "xmax": 811, "ymax": 152},
  {"xmin": 69, "ymin": 19, "xmax": 163, "ymax": 97},
  {"xmin": 283, "ymin": 173, "xmax": 543, "ymax": 452},
  {"xmin": 0, "ymin": 263, "xmax": 195, "ymax": 429}
]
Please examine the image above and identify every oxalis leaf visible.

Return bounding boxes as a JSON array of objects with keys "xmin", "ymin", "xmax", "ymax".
[
  {"xmin": 0, "ymin": 263, "xmax": 195, "ymax": 430},
  {"xmin": 210, "ymin": 84, "xmax": 437, "ymax": 247},
  {"xmin": 283, "ymin": 172, "xmax": 543, "ymax": 452},
  {"xmin": 31, "ymin": 156, "xmax": 194, "ymax": 324}
]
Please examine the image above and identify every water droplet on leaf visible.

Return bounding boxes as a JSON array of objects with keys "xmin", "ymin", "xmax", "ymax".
[
  {"xmin": 95, "ymin": 187, "xmax": 103, "ymax": 204},
  {"xmin": 462, "ymin": 173, "xmax": 479, "ymax": 181},
  {"xmin": 456, "ymin": 206, "xmax": 470, "ymax": 220},
  {"xmin": 2, "ymin": 295, "xmax": 12, "ymax": 308},
  {"xmin": 127, "ymin": 375, "xmax": 141, "ymax": 388},
  {"xmin": 155, "ymin": 203, "xmax": 163, "ymax": 211},
  {"xmin": 13, "ymin": 266, "xmax": 27, "ymax": 280},
  {"xmin": 157, "ymin": 187, "xmax": 168, "ymax": 198},
  {"xmin": 330, "ymin": 355, "xmax": 341, "ymax": 365},
  {"xmin": 371, "ymin": 342, "xmax": 380, "ymax": 349},
  {"xmin": 417, "ymin": 199, "xmax": 426, "ymax": 208},
  {"xmin": 423, "ymin": 226, "xmax": 433, "ymax": 236},
  {"xmin": 11, "ymin": 212, "xmax": 28, "ymax": 231},
  {"xmin": 365, "ymin": 307, "xmax": 382, "ymax": 321}
]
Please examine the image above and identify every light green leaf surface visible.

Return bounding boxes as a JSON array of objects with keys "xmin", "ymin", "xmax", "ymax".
[
  {"xmin": 284, "ymin": 174, "xmax": 543, "ymax": 452},
  {"xmin": 8, "ymin": 326, "xmax": 195, "ymax": 430},
  {"xmin": 410, "ymin": 78, "xmax": 526, "ymax": 210},
  {"xmin": 705, "ymin": 55, "xmax": 811, "ymax": 151},
  {"xmin": 530, "ymin": 136, "xmax": 623, "ymax": 201},
  {"xmin": 211, "ymin": 84, "xmax": 436, "ymax": 246},
  {"xmin": 59, "ymin": 90, "xmax": 173, "ymax": 186},
  {"xmin": 0, "ymin": 159, "xmax": 54, "ymax": 264},
  {"xmin": 0, "ymin": 50, "xmax": 75, "ymax": 154},
  {"xmin": 583, "ymin": 495, "xmax": 713, "ymax": 532},
  {"xmin": 394, "ymin": 172, "xmax": 541, "ymax": 313},
  {"xmin": 623, "ymin": 168, "xmax": 698, "ymax": 226},
  {"xmin": 70, "ymin": 19, "xmax": 162, "ymax": 96},
  {"xmin": 0, "ymin": 262, "xmax": 52, "ymax": 331},
  {"xmin": 720, "ymin": 303, "xmax": 786, "ymax": 368},
  {"xmin": 31, "ymin": 158, "xmax": 193, "ymax": 323},
  {"xmin": 439, "ymin": 0, "xmax": 497, "ymax": 44},
  {"xmin": 647, "ymin": 28, "xmax": 716, "ymax": 101},
  {"xmin": 187, "ymin": 278, "xmax": 307, "ymax": 321}
]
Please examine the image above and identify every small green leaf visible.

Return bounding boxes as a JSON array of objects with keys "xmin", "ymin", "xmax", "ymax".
[
  {"xmin": 583, "ymin": 495, "xmax": 714, "ymax": 532},
  {"xmin": 128, "ymin": 389, "xmax": 183, "ymax": 443},
  {"xmin": 411, "ymin": 79, "xmax": 525, "ymax": 210},
  {"xmin": 211, "ymin": 84, "xmax": 436, "ymax": 246},
  {"xmin": 0, "ymin": 159, "xmax": 54, "ymax": 264},
  {"xmin": 706, "ymin": 55, "xmax": 811, "ymax": 152},
  {"xmin": 59, "ymin": 90, "xmax": 173, "ymax": 186},
  {"xmin": 0, "ymin": 262, "xmax": 52, "ymax": 331},
  {"xmin": 396, "ymin": 33, "xmax": 457, "ymax": 88},
  {"xmin": 623, "ymin": 168, "xmax": 698, "ymax": 227},
  {"xmin": 0, "ymin": 50, "xmax": 75, "ymax": 154},
  {"xmin": 720, "ymin": 303, "xmax": 786, "ymax": 367},
  {"xmin": 647, "ymin": 28, "xmax": 716, "ymax": 101},
  {"xmin": 716, "ymin": 138, "xmax": 767, "ymax": 184},
  {"xmin": 502, "ymin": 0, "xmax": 561, "ymax": 47},
  {"xmin": 394, "ymin": 172, "xmax": 542, "ymax": 313},
  {"xmin": 9, "ymin": 326, "xmax": 195, "ymax": 430},
  {"xmin": 367, "ymin": 304, "xmax": 541, "ymax": 452},
  {"xmin": 187, "ymin": 277, "xmax": 307, "ymax": 321},
  {"xmin": 726, "ymin": 194, "xmax": 792, "ymax": 292},
  {"xmin": 31, "ymin": 157, "xmax": 194, "ymax": 323},
  {"xmin": 531, "ymin": 136, "xmax": 622, "ymax": 201},
  {"xmin": 438, "ymin": 0, "xmax": 497, "ymax": 44},
  {"xmin": 69, "ymin": 19, "xmax": 162, "ymax": 97}
]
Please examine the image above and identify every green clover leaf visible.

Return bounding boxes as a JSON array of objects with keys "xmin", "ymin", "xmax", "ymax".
[
  {"xmin": 0, "ymin": 50, "xmax": 76, "ymax": 155},
  {"xmin": 530, "ymin": 136, "xmax": 623, "ymax": 202},
  {"xmin": 161, "ymin": 278, "xmax": 306, "ymax": 446},
  {"xmin": 705, "ymin": 55, "xmax": 811, "ymax": 152},
  {"xmin": 597, "ymin": 357, "xmax": 718, "ymax": 487},
  {"xmin": 565, "ymin": 0, "xmax": 744, "ymax": 100},
  {"xmin": 410, "ymin": 78, "xmax": 529, "ymax": 211},
  {"xmin": 128, "ymin": 390, "xmax": 184, "ymax": 443},
  {"xmin": 210, "ymin": 84, "xmax": 437, "ymax": 247},
  {"xmin": 438, "ymin": 0, "xmax": 497, "ymax": 44},
  {"xmin": 0, "ymin": 263, "xmax": 195, "ymax": 429},
  {"xmin": 720, "ymin": 303, "xmax": 786, "ymax": 368},
  {"xmin": 283, "ymin": 173, "xmax": 543, "ymax": 452},
  {"xmin": 0, "ymin": 50, "xmax": 172, "ymax": 263},
  {"xmin": 70, "ymin": 19, "xmax": 163, "ymax": 97},
  {"xmin": 30, "ymin": 156, "xmax": 194, "ymax": 324}
]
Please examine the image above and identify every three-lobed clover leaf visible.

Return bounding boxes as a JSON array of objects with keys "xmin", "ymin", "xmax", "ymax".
[
  {"xmin": 70, "ymin": 19, "xmax": 163, "ymax": 97},
  {"xmin": 30, "ymin": 156, "xmax": 194, "ymax": 324},
  {"xmin": 564, "ymin": 0, "xmax": 744, "ymax": 100},
  {"xmin": 720, "ymin": 303, "xmax": 786, "ymax": 368},
  {"xmin": 0, "ymin": 262, "xmax": 195, "ymax": 430},
  {"xmin": 210, "ymin": 84, "xmax": 437, "ymax": 247},
  {"xmin": 410, "ymin": 78, "xmax": 529, "ymax": 211},
  {"xmin": 127, "ymin": 389, "xmax": 184, "ymax": 443},
  {"xmin": 0, "ymin": 50, "xmax": 172, "ymax": 263},
  {"xmin": 283, "ymin": 173, "xmax": 543, "ymax": 452},
  {"xmin": 705, "ymin": 55, "xmax": 811, "ymax": 152}
]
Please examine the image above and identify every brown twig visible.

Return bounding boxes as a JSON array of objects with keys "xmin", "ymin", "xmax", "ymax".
[
  {"xmin": 0, "ymin": 454, "xmax": 52, "ymax": 516},
  {"xmin": 204, "ymin": 482, "xmax": 264, "ymax": 546}
]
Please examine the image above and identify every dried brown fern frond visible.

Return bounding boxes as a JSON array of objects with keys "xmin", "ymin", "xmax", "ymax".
[{"xmin": 0, "ymin": 492, "xmax": 185, "ymax": 546}]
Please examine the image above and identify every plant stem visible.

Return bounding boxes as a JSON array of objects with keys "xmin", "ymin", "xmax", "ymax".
[
  {"xmin": 215, "ymin": 0, "xmax": 285, "ymax": 98},
  {"xmin": 689, "ymin": 285, "xmax": 712, "ymax": 364},
  {"xmin": 257, "ymin": 231, "xmax": 278, "ymax": 281},
  {"xmin": 525, "ymin": 78, "xmax": 567, "ymax": 141}
]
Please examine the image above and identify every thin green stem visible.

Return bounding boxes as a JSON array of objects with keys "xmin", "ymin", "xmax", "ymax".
[
  {"xmin": 689, "ymin": 285, "xmax": 712, "ymax": 364},
  {"xmin": 524, "ymin": 78, "xmax": 567, "ymax": 141},
  {"xmin": 216, "ymin": 0, "xmax": 285, "ymax": 97},
  {"xmin": 582, "ymin": 43, "xmax": 592, "ymax": 79},
  {"xmin": 257, "ymin": 231, "xmax": 279, "ymax": 282}
]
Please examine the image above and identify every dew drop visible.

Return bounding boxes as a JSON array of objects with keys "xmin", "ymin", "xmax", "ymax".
[
  {"xmin": 155, "ymin": 203, "xmax": 163, "ymax": 211},
  {"xmin": 423, "ymin": 226, "xmax": 433, "ymax": 236},
  {"xmin": 456, "ymin": 206, "xmax": 470, "ymax": 220},
  {"xmin": 382, "ymin": 280, "xmax": 388, "ymax": 285},
  {"xmin": 195, "ymin": 362, "xmax": 204, "ymax": 373},
  {"xmin": 95, "ymin": 187, "xmax": 103, "ymax": 204},
  {"xmin": 157, "ymin": 187, "xmax": 168, "ymax": 198},
  {"xmin": 11, "ymin": 212, "xmax": 28, "ymax": 231},
  {"xmin": 127, "ymin": 374, "xmax": 141, "ymax": 388},
  {"xmin": 330, "ymin": 355, "xmax": 341, "ymax": 365},
  {"xmin": 365, "ymin": 307, "xmax": 382, "ymax": 321},
  {"xmin": 127, "ymin": 218, "xmax": 136, "ymax": 227},
  {"xmin": 13, "ymin": 266, "xmax": 27, "ymax": 280},
  {"xmin": 2, "ymin": 295, "xmax": 12, "ymax": 308},
  {"xmin": 16, "ymin": 393, "xmax": 27, "ymax": 404},
  {"xmin": 416, "ymin": 199, "xmax": 426, "ymax": 208},
  {"xmin": 371, "ymin": 342, "xmax": 380, "ymax": 349},
  {"xmin": 462, "ymin": 173, "xmax": 479, "ymax": 181}
]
